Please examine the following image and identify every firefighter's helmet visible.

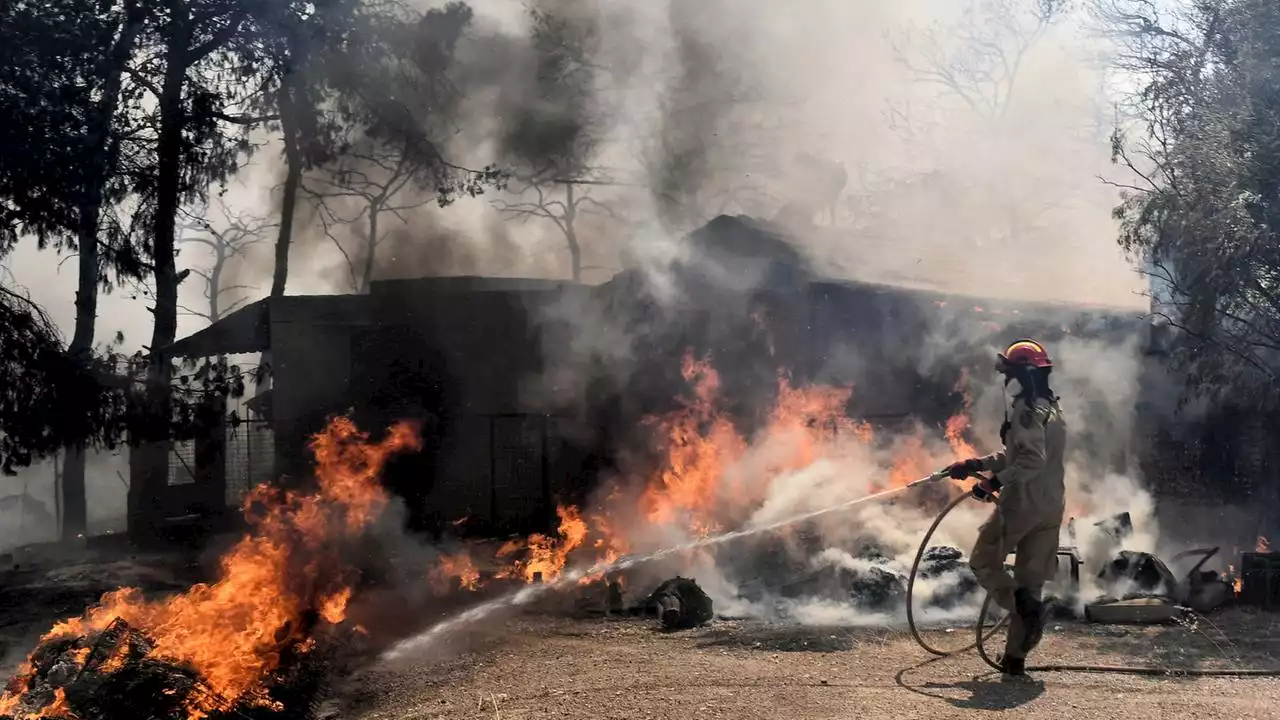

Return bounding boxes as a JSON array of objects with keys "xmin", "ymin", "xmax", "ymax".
[{"xmin": 997, "ymin": 338, "xmax": 1053, "ymax": 371}]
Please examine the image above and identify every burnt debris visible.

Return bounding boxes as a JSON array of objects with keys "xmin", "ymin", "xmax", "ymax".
[
  {"xmin": 917, "ymin": 546, "xmax": 981, "ymax": 610},
  {"xmin": 770, "ymin": 545, "xmax": 981, "ymax": 613},
  {"xmin": 647, "ymin": 577, "xmax": 715, "ymax": 630},
  {"xmin": 1097, "ymin": 551, "xmax": 1179, "ymax": 600},
  {"xmin": 0, "ymin": 618, "xmax": 342, "ymax": 720}
]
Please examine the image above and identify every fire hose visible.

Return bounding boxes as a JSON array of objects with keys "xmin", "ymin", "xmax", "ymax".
[{"xmin": 902, "ymin": 470, "xmax": 1280, "ymax": 677}]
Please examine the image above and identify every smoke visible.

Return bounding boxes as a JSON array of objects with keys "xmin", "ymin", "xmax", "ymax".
[
  {"xmin": 178, "ymin": 0, "xmax": 1149, "ymax": 311},
  {"xmin": 3, "ymin": 0, "xmax": 1177, "ymax": 631}
]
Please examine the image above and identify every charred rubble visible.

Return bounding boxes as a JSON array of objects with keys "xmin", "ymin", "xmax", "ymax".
[
  {"xmin": 765, "ymin": 544, "xmax": 980, "ymax": 614},
  {"xmin": 569, "ymin": 507, "xmax": 1243, "ymax": 627},
  {"xmin": 647, "ymin": 577, "xmax": 716, "ymax": 630},
  {"xmin": 0, "ymin": 616, "xmax": 355, "ymax": 720}
]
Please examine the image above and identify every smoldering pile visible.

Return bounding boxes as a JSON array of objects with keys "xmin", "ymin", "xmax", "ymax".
[
  {"xmin": 0, "ymin": 616, "xmax": 354, "ymax": 720},
  {"xmin": 558, "ymin": 513, "xmax": 985, "ymax": 627},
  {"xmin": 709, "ymin": 519, "xmax": 981, "ymax": 619}
]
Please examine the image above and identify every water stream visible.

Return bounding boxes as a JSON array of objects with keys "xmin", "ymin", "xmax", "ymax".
[{"xmin": 382, "ymin": 476, "xmax": 944, "ymax": 660}]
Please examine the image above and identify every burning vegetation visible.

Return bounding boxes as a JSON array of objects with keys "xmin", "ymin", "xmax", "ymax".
[{"xmin": 0, "ymin": 418, "xmax": 420, "ymax": 720}]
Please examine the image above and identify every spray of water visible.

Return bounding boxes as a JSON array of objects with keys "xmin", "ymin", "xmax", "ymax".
[{"xmin": 382, "ymin": 473, "xmax": 946, "ymax": 660}]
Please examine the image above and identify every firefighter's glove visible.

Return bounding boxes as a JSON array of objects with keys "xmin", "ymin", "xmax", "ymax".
[
  {"xmin": 945, "ymin": 458, "xmax": 984, "ymax": 480},
  {"xmin": 972, "ymin": 475, "xmax": 1003, "ymax": 502}
]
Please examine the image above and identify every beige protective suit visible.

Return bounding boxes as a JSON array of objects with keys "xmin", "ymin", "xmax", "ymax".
[{"xmin": 969, "ymin": 395, "xmax": 1067, "ymax": 660}]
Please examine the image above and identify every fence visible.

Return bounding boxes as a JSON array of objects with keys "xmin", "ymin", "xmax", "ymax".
[
  {"xmin": 224, "ymin": 419, "xmax": 275, "ymax": 507},
  {"xmin": 165, "ymin": 418, "xmax": 275, "ymax": 508},
  {"xmin": 167, "ymin": 441, "xmax": 198, "ymax": 487}
]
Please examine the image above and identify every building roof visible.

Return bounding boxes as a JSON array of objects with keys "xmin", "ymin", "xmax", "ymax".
[
  {"xmin": 160, "ymin": 239, "xmax": 1143, "ymax": 360},
  {"xmin": 159, "ymin": 278, "xmax": 582, "ymax": 359},
  {"xmin": 162, "ymin": 299, "xmax": 271, "ymax": 358}
]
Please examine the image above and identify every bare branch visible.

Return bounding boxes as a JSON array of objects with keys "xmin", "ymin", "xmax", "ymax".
[{"xmin": 211, "ymin": 111, "xmax": 280, "ymax": 126}]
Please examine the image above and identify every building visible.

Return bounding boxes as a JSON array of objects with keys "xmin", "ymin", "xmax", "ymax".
[{"xmin": 143, "ymin": 216, "xmax": 1151, "ymax": 541}]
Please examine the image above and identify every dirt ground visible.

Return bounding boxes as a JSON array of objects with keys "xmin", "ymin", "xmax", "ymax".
[
  {"xmin": 340, "ymin": 608, "xmax": 1280, "ymax": 720},
  {"xmin": 4, "ymin": 549, "xmax": 1279, "ymax": 720}
]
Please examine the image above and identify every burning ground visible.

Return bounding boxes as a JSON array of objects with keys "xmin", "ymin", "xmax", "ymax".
[
  {"xmin": 407, "ymin": 344, "xmax": 1258, "ymax": 654},
  {"xmin": 0, "ymin": 418, "xmax": 420, "ymax": 720}
]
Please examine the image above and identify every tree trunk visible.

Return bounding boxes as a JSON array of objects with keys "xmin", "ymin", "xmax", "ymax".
[
  {"xmin": 131, "ymin": 2, "xmax": 190, "ymax": 542},
  {"xmin": 361, "ymin": 202, "xmax": 379, "ymax": 293},
  {"xmin": 151, "ymin": 5, "xmax": 189, "ymax": 379},
  {"xmin": 260, "ymin": 74, "xmax": 303, "ymax": 461},
  {"xmin": 62, "ymin": 0, "xmax": 143, "ymax": 541},
  {"xmin": 565, "ymin": 183, "xmax": 581, "ymax": 282},
  {"xmin": 271, "ymin": 77, "xmax": 303, "ymax": 300},
  {"xmin": 209, "ymin": 239, "xmax": 225, "ymax": 321}
]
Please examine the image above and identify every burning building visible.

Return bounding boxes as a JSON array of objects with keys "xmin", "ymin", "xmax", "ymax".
[
  {"xmin": 14, "ymin": 216, "xmax": 1270, "ymax": 720},
  {"xmin": 145, "ymin": 215, "xmax": 1153, "ymax": 546}
]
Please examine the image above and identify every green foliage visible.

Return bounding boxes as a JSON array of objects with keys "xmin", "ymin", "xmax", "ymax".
[
  {"xmin": 504, "ymin": 3, "xmax": 604, "ymax": 177},
  {"xmin": 0, "ymin": 284, "xmax": 248, "ymax": 473},
  {"xmin": 1108, "ymin": 0, "xmax": 1280, "ymax": 403},
  {"xmin": 0, "ymin": 1, "xmax": 126, "ymax": 253}
]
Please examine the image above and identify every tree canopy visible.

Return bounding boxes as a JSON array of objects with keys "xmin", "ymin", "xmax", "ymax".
[
  {"xmin": 0, "ymin": 0, "xmax": 506, "ymax": 480},
  {"xmin": 1104, "ymin": 0, "xmax": 1280, "ymax": 404}
]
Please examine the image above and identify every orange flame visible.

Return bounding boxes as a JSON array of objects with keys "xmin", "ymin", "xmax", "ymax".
[
  {"xmin": 495, "ymin": 505, "xmax": 589, "ymax": 584},
  {"xmin": 318, "ymin": 588, "xmax": 352, "ymax": 625},
  {"xmin": 0, "ymin": 417, "xmax": 419, "ymax": 720},
  {"xmin": 945, "ymin": 367, "xmax": 980, "ymax": 460},
  {"xmin": 576, "ymin": 487, "xmax": 632, "ymax": 586},
  {"xmin": 429, "ymin": 553, "xmax": 482, "ymax": 594},
  {"xmin": 488, "ymin": 351, "xmax": 987, "ymax": 589},
  {"xmin": 886, "ymin": 429, "xmax": 935, "ymax": 491},
  {"xmin": 638, "ymin": 352, "xmax": 747, "ymax": 535},
  {"xmin": 35, "ymin": 688, "xmax": 69, "ymax": 719}
]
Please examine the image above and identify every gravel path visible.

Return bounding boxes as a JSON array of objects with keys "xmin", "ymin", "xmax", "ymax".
[{"xmin": 340, "ymin": 608, "xmax": 1280, "ymax": 720}]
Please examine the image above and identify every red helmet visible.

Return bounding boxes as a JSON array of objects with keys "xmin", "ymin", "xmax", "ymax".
[{"xmin": 997, "ymin": 338, "xmax": 1052, "ymax": 370}]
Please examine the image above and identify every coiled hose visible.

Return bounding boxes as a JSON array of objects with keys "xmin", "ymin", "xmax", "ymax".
[{"xmin": 905, "ymin": 487, "xmax": 1280, "ymax": 677}]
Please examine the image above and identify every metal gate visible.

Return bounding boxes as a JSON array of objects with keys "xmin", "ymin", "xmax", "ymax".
[{"xmin": 224, "ymin": 419, "xmax": 275, "ymax": 507}]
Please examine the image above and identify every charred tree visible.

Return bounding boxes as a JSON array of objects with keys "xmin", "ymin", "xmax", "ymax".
[
  {"xmin": 493, "ymin": 176, "xmax": 629, "ymax": 283},
  {"xmin": 179, "ymin": 203, "xmax": 272, "ymax": 324}
]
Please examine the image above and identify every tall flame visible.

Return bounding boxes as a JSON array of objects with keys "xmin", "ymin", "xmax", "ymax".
[
  {"xmin": 638, "ymin": 352, "xmax": 747, "ymax": 536},
  {"xmin": 431, "ymin": 350, "xmax": 986, "ymax": 594},
  {"xmin": 0, "ymin": 417, "xmax": 419, "ymax": 720},
  {"xmin": 945, "ymin": 367, "xmax": 980, "ymax": 460}
]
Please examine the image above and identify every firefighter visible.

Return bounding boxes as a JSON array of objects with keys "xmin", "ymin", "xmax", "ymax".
[{"xmin": 945, "ymin": 338, "xmax": 1067, "ymax": 679}]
